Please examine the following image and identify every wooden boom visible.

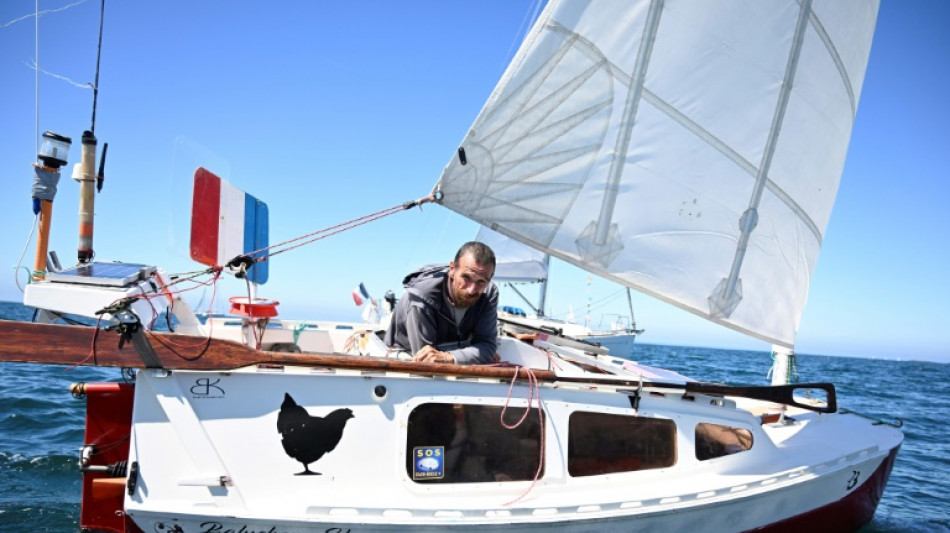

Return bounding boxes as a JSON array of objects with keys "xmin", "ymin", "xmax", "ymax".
[{"xmin": 0, "ymin": 319, "xmax": 836, "ymax": 413}]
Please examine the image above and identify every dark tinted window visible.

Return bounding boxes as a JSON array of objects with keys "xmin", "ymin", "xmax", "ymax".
[
  {"xmin": 568, "ymin": 412, "xmax": 676, "ymax": 476},
  {"xmin": 406, "ymin": 403, "xmax": 544, "ymax": 483}
]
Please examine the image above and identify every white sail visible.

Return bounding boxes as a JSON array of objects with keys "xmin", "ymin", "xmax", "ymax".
[
  {"xmin": 475, "ymin": 225, "xmax": 548, "ymax": 282},
  {"xmin": 437, "ymin": 0, "xmax": 878, "ymax": 348}
]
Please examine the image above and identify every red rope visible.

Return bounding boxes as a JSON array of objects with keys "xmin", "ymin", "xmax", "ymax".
[
  {"xmin": 81, "ymin": 268, "xmax": 224, "ymax": 366},
  {"xmin": 497, "ymin": 364, "xmax": 546, "ymax": 506}
]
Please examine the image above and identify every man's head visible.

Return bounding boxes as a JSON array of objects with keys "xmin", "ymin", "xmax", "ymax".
[{"xmin": 447, "ymin": 241, "xmax": 495, "ymax": 309}]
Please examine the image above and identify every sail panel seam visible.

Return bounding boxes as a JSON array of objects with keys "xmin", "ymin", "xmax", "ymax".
[
  {"xmin": 642, "ymin": 89, "xmax": 822, "ymax": 244},
  {"xmin": 807, "ymin": 7, "xmax": 857, "ymax": 118}
]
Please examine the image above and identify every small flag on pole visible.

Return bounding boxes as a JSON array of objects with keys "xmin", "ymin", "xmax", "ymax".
[{"xmin": 352, "ymin": 283, "xmax": 370, "ymax": 306}]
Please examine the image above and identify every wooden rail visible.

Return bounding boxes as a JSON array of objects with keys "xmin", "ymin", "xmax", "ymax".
[{"xmin": 0, "ymin": 319, "xmax": 836, "ymax": 412}]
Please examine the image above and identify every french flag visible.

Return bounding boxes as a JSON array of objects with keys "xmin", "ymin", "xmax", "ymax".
[
  {"xmin": 190, "ymin": 168, "xmax": 269, "ymax": 284},
  {"xmin": 352, "ymin": 283, "xmax": 370, "ymax": 306}
]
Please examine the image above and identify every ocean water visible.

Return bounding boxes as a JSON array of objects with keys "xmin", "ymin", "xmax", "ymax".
[{"xmin": 1, "ymin": 301, "xmax": 947, "ymax": 532}]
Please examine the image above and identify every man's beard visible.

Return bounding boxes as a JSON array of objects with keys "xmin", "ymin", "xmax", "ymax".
[
  {"xmin": 450, "ymin": 276, "xmax": 482, "ymax": 308},
  {"xmin": 453, "ymin": 292, "xmax": 481, "ymax": 308}
]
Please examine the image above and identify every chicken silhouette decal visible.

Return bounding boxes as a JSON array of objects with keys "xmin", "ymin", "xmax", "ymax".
[{"xmin": 277, "ymin": 393, "xmax": 354, "ymax": 475}]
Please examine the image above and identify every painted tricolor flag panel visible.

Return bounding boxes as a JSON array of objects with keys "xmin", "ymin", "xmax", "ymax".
[{"xmin": 190, "ymin": 167, "xmax": 269, "ymax": 284}]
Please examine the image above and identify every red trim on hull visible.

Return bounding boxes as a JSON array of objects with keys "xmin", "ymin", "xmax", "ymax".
[
  {"xmin": 78, "ymin": 382, "xmax": 144, "ymax": 533},
  {"xmin": 745, "ymin": 445, "xmax": 901, "ymax": 533}
]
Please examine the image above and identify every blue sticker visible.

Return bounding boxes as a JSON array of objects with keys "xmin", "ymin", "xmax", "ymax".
[{"xmin": 413, "ymin": 446, "xmax": 444, "ymax": 480}]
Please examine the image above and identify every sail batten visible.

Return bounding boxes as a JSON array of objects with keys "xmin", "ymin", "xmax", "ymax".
[
  {"xmin": 438, "ymin": 0, "xmax": 879, "ymax": 348},
  {"xmin": 711, "ymin": 0, "xmax": 814, "ymax": 320},
  {"xmin": 595, "ymin": 0, "xmax": 665, "ymax": 248}
]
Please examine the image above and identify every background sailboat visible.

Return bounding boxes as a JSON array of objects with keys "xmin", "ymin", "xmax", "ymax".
[{"xmin": 476, "ymin": 225, "xmax": 643, "ymax": 352}]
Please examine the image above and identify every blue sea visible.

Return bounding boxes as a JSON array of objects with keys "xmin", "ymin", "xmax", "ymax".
[{"xmin": 1, "ymin": 300, "xmax": 947, "ymax": 532}]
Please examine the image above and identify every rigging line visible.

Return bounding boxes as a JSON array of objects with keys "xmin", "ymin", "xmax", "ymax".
[
  {"xmin": 262, "ymin": 206, "xmax": 403, "ymax": 255},
  {"xmin": 159, "ymin": 267, "xmax": 220, "ymax": 292},
  {"xmin": 499, "ymin": 0, "xmax": 545, "ymax": 81},
  {"xmin": 26, "ymin": 61, "xmax": 94, "ymax": 89},
  {"xmin": 34, "ymin": 0, "xmax": 38, "ymax": 156},
  {"xmin": 265, "ymin": 209, "xmax": 402, "ymax": 258},
  {"xmin": 246, "ymin": 194, "xmax": 436, "ymax": 259},
  {"xmin": 90, "ymin": 0, "xmax": 105, "ymax": 133},
  {"xmin": 2, "ymin": 0, "xmax": 88, "ymax": 29},
  {"xmin": 14, "ymin": 214, "xmax": 39, "ymax": 293},
  {"xmin": 142, "ymin": 272, "xmax": 222, "ymax": 359}
]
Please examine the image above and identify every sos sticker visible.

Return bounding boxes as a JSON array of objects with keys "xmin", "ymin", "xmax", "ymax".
[{"xmin": 413, "ymin": 446, "xmax": 444, "ymax": 480}]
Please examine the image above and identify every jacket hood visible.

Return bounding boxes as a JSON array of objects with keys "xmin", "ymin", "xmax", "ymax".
[{"xmin": 401, "ymin": 263, "xmax": 449, "ymax": 289}]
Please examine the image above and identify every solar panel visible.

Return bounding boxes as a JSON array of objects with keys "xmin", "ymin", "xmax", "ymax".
[{"xmin": 46, "ymin": 262, "xmax": 157, "ymax": 287}]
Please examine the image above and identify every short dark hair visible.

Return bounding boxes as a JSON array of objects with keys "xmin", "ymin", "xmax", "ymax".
[{"xmin": 455, "ymin": 241, "xmax": 496, "ymax": 275}]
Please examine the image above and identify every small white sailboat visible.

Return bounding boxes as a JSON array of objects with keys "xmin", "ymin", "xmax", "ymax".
[
  {"xmin": 0, "ymin": 1, "xmax": 902, "ymax": 532},
  {"xmin": 476, "ymin": 225, "xmax": 644, "ymax": 353}
]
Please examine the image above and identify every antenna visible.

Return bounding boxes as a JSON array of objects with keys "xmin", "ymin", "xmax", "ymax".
[{"xmin": 90, "ymin": 0, "xmax": 106, "ymax": 133}]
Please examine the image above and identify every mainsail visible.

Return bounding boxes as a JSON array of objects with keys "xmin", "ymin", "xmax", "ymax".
[{"xmin": 437, "ymin": 0, "xmax": 878, "ymax": 348}]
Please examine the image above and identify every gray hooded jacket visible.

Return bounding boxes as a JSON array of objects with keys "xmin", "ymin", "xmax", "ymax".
[{"xmin": 383, "ymin": 263, "xmax": 498, "ymax": 364}]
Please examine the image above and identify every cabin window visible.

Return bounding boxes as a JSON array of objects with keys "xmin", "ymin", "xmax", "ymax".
[
  {"xmin": 568, "ymin": 412, "xmax": 676, "ymax": 476},
  {"xmin": 406, "ymin": 403, "xmax": 544, "ymax": 483},
  {"xmin": 695, "ymin": 423, "xmax": 753, "ymax": 461}
]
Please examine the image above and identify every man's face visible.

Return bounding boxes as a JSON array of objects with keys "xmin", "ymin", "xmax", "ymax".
[{"xmin": 447, "ymin": 253, "xmax": 493, "ymax": 309}]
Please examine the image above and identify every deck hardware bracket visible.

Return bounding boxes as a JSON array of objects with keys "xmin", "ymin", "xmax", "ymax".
[
  {"xmin": 79, "ymin": 444, "xmax": 95, "ymax": 469},
  {"xmin": 625, "ymin": 376, "xmax": 644, "ymax": 411},
  {"xmin": 627, "ymin": 391, "xmax": 640, "ymax": 411},
  {"xmin": 99, "ymin": 298, "xmax": 163, "ymax": 368},
  {"xmin": 126, "ymin": 461, "xmax": 139, "ymax": 495}
]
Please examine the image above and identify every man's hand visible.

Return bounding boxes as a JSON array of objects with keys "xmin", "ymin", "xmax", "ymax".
[{"xmin": 413, "ymin": 345, "xmax": 455, "ymax": 364}]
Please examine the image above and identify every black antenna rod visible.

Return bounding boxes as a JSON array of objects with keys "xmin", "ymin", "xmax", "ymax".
[{"xmin": 90, "ymin": 0, "xmax": 106, "ymax": 133}]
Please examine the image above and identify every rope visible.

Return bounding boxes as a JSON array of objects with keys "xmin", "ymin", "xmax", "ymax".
[
  {"xmin": 74, "ymin": 195, "xmax": 436, "ymax": 364},
  {"xmin": 292, "ymin": 322, "xmax": 307, "ymax": 347},
  {"xmin": 13, "ymin": 214, "xmax": 39, "ymax": 292},
  {"xmin": 81, "ymin": 268, "xmax": 223, "ymax": 366},
  {"xmin": 496, "ymin": 364, "xmax": 545, "ymax": 506},
  {"xmin": 239, "ymin": 194, "xmax": 437, "ymax": 263},
  {"xmin": 34, "ymin": 0, "xmax": 39, "ymax": 156},
  {"xmin": 768, "ymin": 350, "xmax": 799, "ymax": 384}
]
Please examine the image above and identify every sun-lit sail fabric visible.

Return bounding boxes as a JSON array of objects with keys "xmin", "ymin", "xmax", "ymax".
[
  {"xmin": 475, "ymin": 226, "xmax": 548, "ymax": 283},
  {"xmin": 437, "ymin": 0, "xmax": 878, "ymax": 348}
]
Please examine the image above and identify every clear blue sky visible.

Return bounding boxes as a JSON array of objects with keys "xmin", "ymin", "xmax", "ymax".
[{"xmin": 1, "ymin": 1, "xmax": 947, "ymax": 363}]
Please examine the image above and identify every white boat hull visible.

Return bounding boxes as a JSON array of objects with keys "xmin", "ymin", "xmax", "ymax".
[{"xmin": 121, "ymin": 365, "xmax": 901, "ymax": 533}]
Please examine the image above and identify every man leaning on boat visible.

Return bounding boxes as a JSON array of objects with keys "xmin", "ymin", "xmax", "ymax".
[{"xmin": 384, "ymin": 241, "xmax": 498, "ymax": 364}]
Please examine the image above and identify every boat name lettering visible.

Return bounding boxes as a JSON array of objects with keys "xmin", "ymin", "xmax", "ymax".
[
  {"xmin": 191, "ymin": 378, "xmax": 225, "ymax": 398},
  {"xmin": 198, "ymin": 522, "xmax": 351, "ymax": 533},
  {"xmin": 847, "ymin": 470, "xmax": 861, "ymax": 490}
]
